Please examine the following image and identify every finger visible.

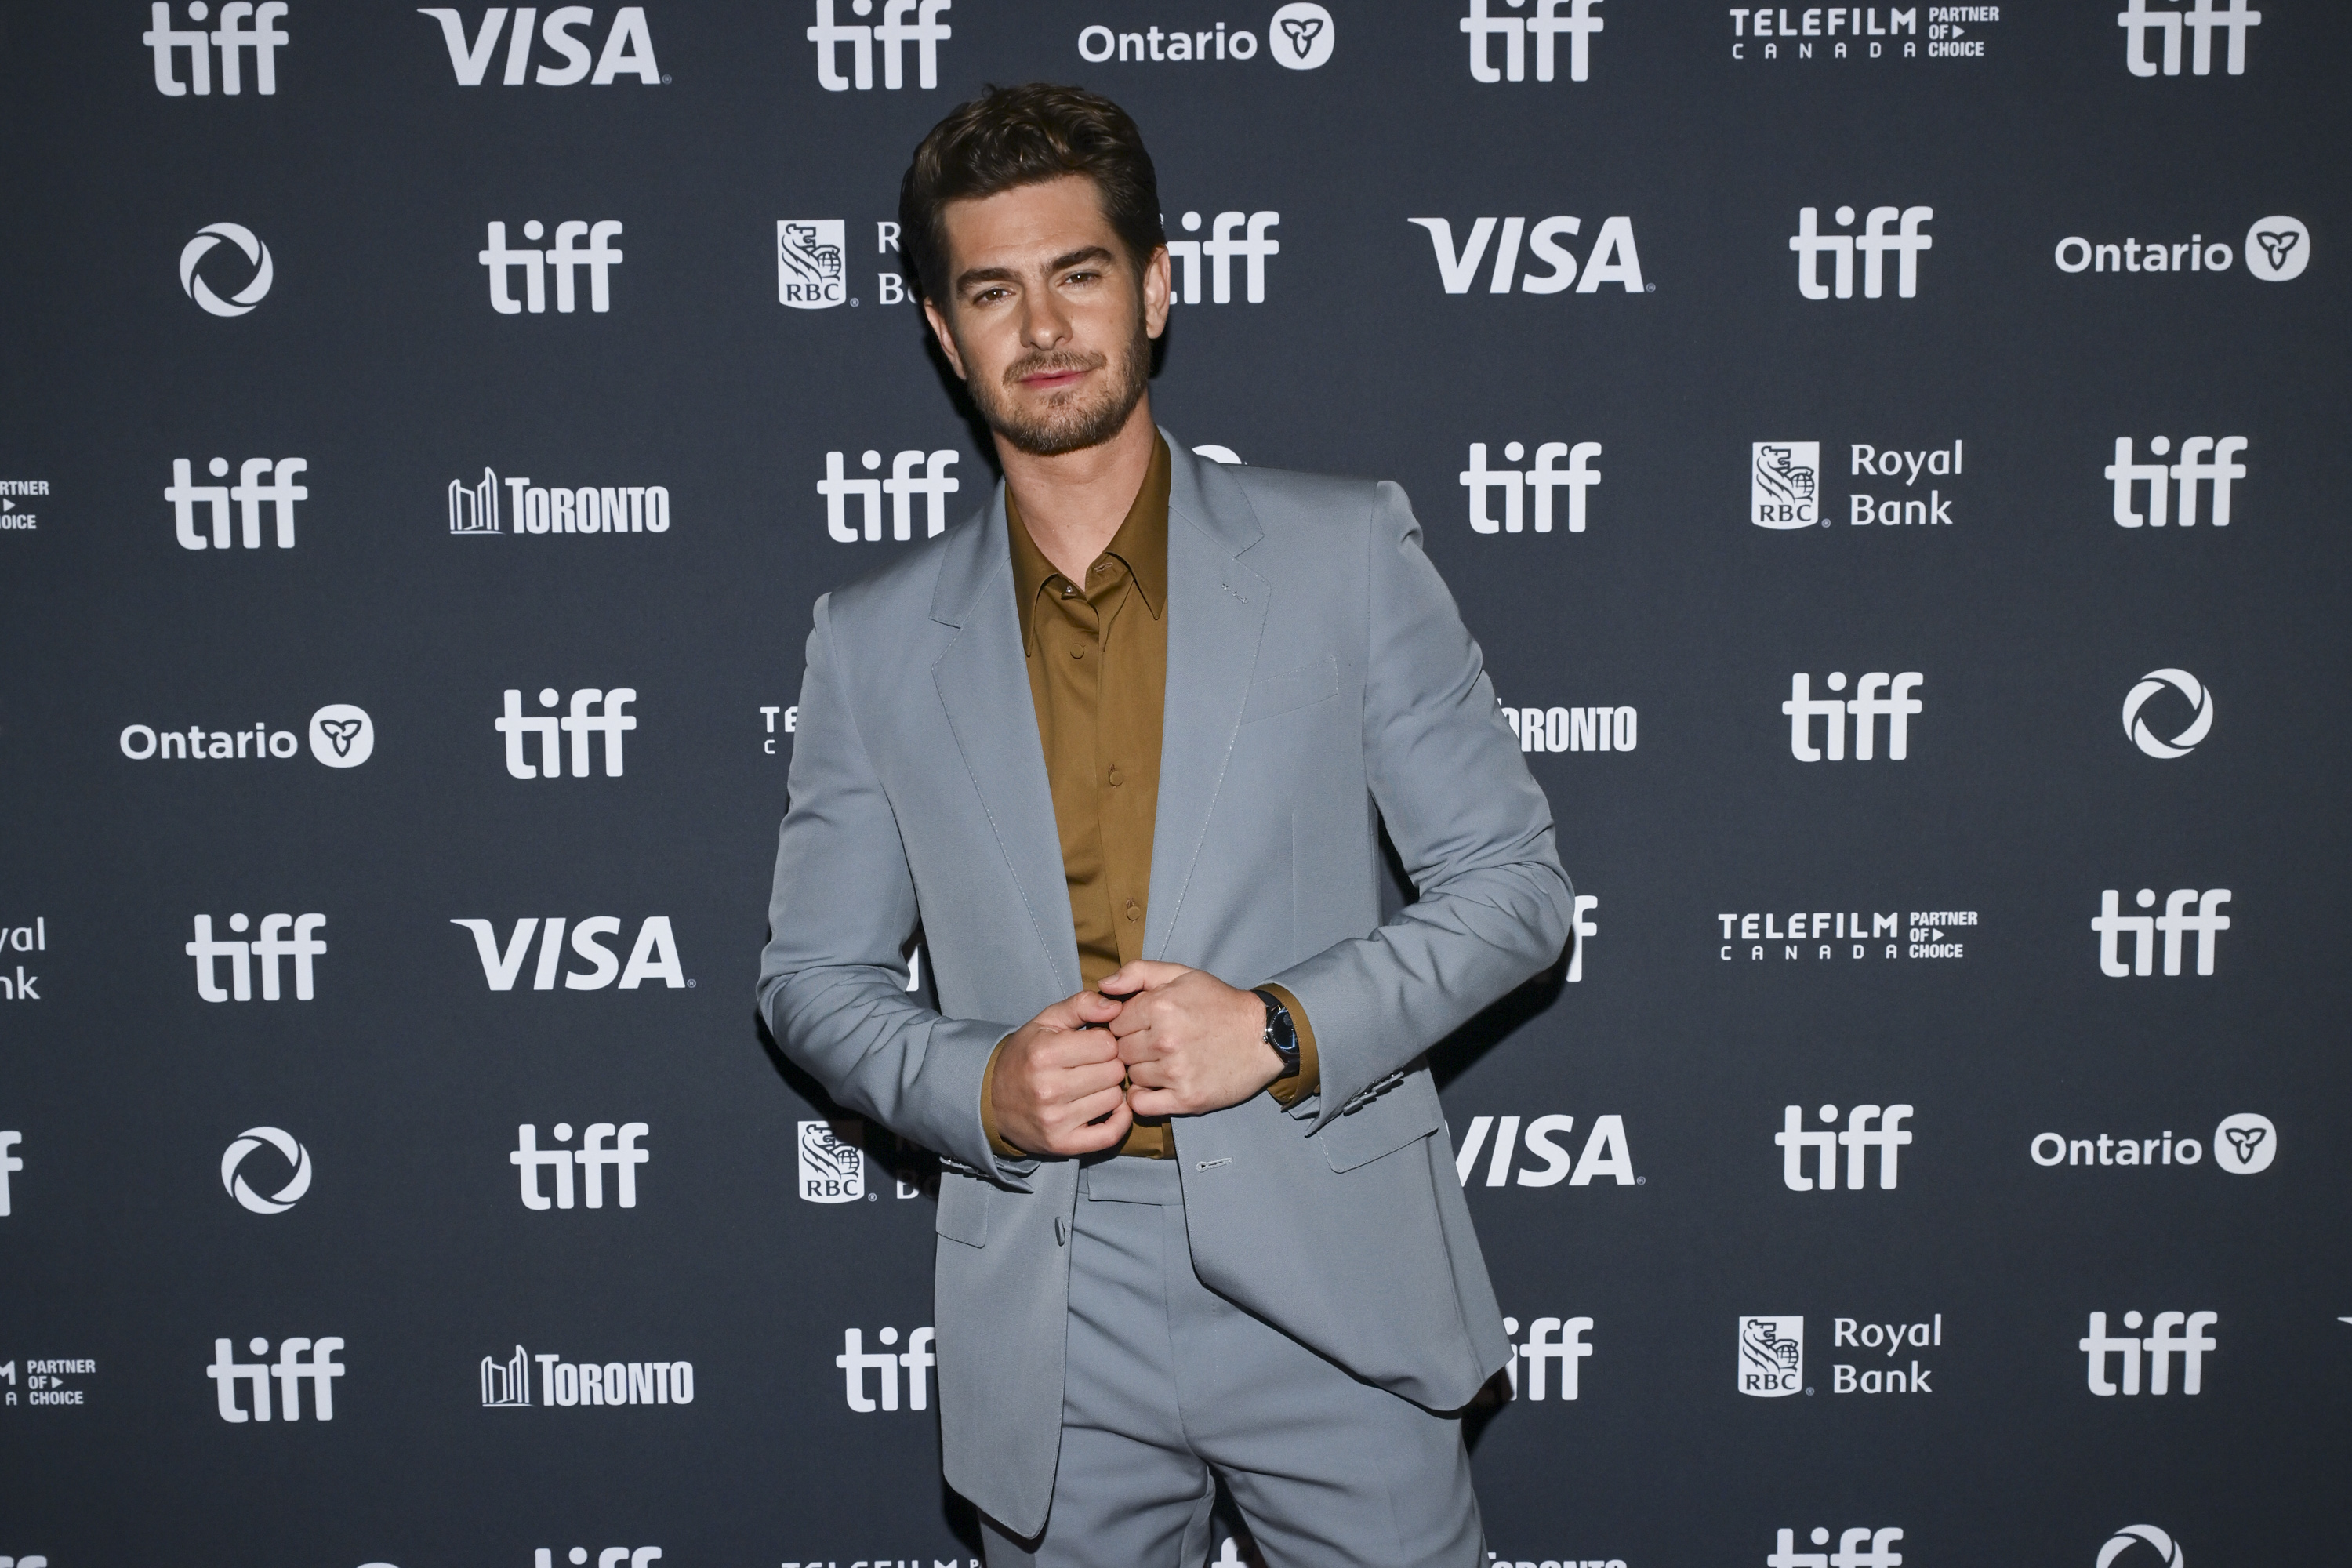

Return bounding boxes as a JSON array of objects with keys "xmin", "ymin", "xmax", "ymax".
[
  {"xmin": 1047, "ymin": 1058, "xmax": 1131, "ymax": 1101},
  {"xmin": 1099, "ymin": 960, "xmax": 1191, "ymax": 996},
  {"xmin": 1126, "ymin": 1084, "xmax": 1185, "ymax": 1118},
  {"xmin": 1112, "ymin": 1025, "xmax": 1163, "ymax": 1065},
  {"xmin": 1060, "ymin": 1093, "xmax": 1133, "ymax": 1152},
  {"xmin": 1035, "ymin": 989, "xmax": 1125, "ymax": 1030},
  {"xmin": 1034, "ymin": 1028, "xmax": 1123, "ymax": 1067}
]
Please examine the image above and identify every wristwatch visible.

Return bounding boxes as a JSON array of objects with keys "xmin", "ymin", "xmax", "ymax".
[{"xmin": 1252, "ymin": 989, "xmax": 1301, "ymax": 1081}]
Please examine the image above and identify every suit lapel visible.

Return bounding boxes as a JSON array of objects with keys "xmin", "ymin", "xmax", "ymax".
[
  {"xmin": 1146, "ymin": 437, "xmax": 1269, "ymax": 959},
  {"xmin": 929, "ymin": 488, "xmax": 1081, "ymax": 996}
]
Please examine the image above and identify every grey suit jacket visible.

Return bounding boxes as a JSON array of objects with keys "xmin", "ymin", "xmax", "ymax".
[{"xmin": 757, "ymin": 434, "xmax": 1572, "ymax": 1536}]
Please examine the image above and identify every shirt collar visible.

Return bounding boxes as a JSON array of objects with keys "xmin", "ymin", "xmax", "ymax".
[{"xmin": 1007, "ymin": 434, "xmax": 1171, "ymax": 653}]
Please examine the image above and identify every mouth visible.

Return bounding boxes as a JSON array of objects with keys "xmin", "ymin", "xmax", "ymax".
[{"xmin": 1019, "ymin": 367, "xmax": 1091, "ymax": 392}]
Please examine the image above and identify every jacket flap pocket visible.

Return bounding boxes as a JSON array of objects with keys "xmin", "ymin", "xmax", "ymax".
[
  {"xmin": 1241, "ymin": 655, "xmax": 1338, "ymax": 725},
  {"xmin": 1319, "ymin": 1075, "xmax": 1443, "ymax": 1173},
  {"xmin": 935, "ymin": 1169, "xmax": 990, "ymax": 1247}
]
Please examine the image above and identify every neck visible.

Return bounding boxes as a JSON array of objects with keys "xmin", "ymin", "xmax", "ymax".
[{"xmin": 997, "ymin": 395, "xmax": 1158, "ymax": 583}]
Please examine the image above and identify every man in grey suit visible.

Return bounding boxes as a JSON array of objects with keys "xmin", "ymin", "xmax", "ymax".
[{"xmin": 758, "ymin": 84, "xmax": 1572, "ymax": 1567}]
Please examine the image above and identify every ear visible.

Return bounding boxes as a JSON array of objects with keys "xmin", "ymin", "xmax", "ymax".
[
  {"xmin": 922, "ymin": 296, "xmax": 967, "ymax": 381},
  {"xmin": 1142, "ymin": 244, "xmax": 1172, "ymax": 341}
]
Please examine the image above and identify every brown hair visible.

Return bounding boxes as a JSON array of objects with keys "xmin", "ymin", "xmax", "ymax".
[{"xmin": 898, "ymin": 83, "xmax": 1165, "ymax": 305}]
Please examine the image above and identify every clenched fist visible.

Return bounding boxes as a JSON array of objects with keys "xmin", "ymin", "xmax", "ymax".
[
  {"xmin": 1101, "ymin": 960, "xmax": 1286, "ymax": 1118},
  {"xmin": 989, "ymin": 989, "xmax": 1134, "ymax": 1156}
]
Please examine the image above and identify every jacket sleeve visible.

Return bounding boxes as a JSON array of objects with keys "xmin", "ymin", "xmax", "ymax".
[
  {"xmin": 1262, "ymin": 481, "xmax": 1574, "ymax": 1130},
  {"xmin": 756, "ymin": 593, "xmax": 1035, "ymax": 1182}
]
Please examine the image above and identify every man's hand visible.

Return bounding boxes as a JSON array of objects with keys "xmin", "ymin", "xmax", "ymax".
[
  {"xmin": 1101, "ymin": 960, "xmax": 1284, "ymax": 1117},
  {"xmin": 989, "ymin": 990, "xmax": 1134, "ymax": 1156}
]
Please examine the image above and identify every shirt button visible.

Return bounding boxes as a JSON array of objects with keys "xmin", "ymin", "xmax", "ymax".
[
  {"xmin": 1061, "ymin": 584, "xmax": 1078, "ymax": 598},
  {"xmin": 1108, "ymin": 766, "xmax": 1123, "ymax": 786},
  {"xmin": 1125, "ymin": 899, "xmax": 1142, "ymax": 921},
  {"xmin": 1070, "ymin": 645, "xmax": 1086, "ymax": 659}
]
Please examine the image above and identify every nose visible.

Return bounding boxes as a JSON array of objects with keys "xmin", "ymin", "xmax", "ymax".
[{"xmin": 1019, "ymin": 287, "xmax": 1073, "ymax": 352}]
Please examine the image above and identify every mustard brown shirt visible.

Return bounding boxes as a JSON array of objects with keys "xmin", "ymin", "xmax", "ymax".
[{"xmin": 980, "ymin": 437, "xmax": 1317, "ymax": 1157}]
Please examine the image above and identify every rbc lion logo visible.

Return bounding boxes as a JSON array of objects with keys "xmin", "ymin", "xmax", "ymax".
[
  {"xmin": 798, "ymin": 1118, "xmax": 866, "ymax": 1202},
  {"xmin": 778, "ymin": 220, "xmax": 848, "ymax": 310},
  {"xmin": 1738, "ymin": 1315, "xmax": 1804, "ymax": 1396},
  {"xmin": 1751, "ymin": 441, "xmax": 1820, "ymax": 529}
]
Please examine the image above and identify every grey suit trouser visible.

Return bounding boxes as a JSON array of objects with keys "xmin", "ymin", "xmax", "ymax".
[{"xmin": 979, "ymin": 1156, "xmax": 1485, "ymax": 1568}]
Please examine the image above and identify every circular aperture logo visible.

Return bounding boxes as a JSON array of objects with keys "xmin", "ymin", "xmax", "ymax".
[
  {"xmin": 2212, "ymin": 1112, "xmax": 2276, "ymax": 1174},
  {"xmin": 222, "ymin": 1126, "xmax": 314, "ymax": 1214},
  {"xmin": 2244, "ymin": 215, "xmax": 2308, "ymax": 282},
  {"xmin": 1269, "ymin": 2, "xmax": 1336, "ymax": 68},
  {"xmin": 180, "ymin": 222, "xmax": 275, "ymax": 316},
  {"xmin": 308, "ymin": 704, "xmax": 375, "ymax": 768},
  {"xmin": 2122, "ymin": 668, "xmax": 2213, "ymax": 759}
]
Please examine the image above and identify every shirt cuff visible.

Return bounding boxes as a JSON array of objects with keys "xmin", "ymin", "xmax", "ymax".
[
  {"xmin": 1258, "ymin": 982, "xmax": 1321, "ymax": 1107},
  {"xmin": 978, "ymin": 1034, "xmax": 1026, "ymax": 1160}
]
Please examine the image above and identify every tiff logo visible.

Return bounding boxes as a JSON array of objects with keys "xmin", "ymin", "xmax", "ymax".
[
  {"xmin": 535, "ymin": 1553, "xmax": 662, "ymax": 1568},
  {"xmin": 818, "ymin": 450, "xmax": 962, "ymax": 542},
  {"xmin": 1166, "ymin": 211, "xmax": 1281, "ymax": 303},
  {"xmin": 808, "ymin": 0, "xmax": 953, "ymax": 90},
  {"xmin": 187, "ymin": 913, "xmax": 326, "ymax": 1001},
  {"xmin": 498, "ymin": 688, "xmax": 637, "ymax": 777},
  {"xmin": 144, "ymin": 2, "xmax": 289, "ymax": 96},
  {"xmin": 1461, "ymin": 0, "xmax": 1603, "ymax": 82},
  {"xmin": 1454, "ymin": 1113, "xmax": 1635, "ymax": 1188},
  {"xmin": 2105, "ymin": 437, "xmax": 2246, "ymax": 528},
  {"xmin": 511, "ymin": 1122, "xmax": 650, "ymax": 1209},
  {"xmin": 1790, "ymin": 206, "xmax": 1933, "ymax": 299},
  {"xmin": 2080, "ymin": 1310, "xmax": 2218, "ymax": 1395},
  {"xmin": 836, "ymin": 1325, "xmax": 937, "ymax": 1411},
  {"xmin": 166, "ymin": 457, "xmax": 307, "ymax": 549},
  {"xmin": 2092, "ymin": 889, "xmax": 2230, "ymax": 977},
  {"xmin": 1410, "ymin": 216, "xmax": 1646, "ymax": 295},
  {"xmin": 1777, "ymin": 1104, "xmax": 1912, "ymax": 1191},
  {"xmin": 451, "ymin": 916, "xmax": 685, "ymax": 991},
  {"xmin": 480, "ymin": 221, "xmax": 625, "ymax": 313},
  {"xmin": 1, "ymin": 1131, "xmax": 20, "ymax": 1216},
  {"xmin": 418, "ymin": 7, "xmax": 661, "ymax": 85},
  {"xmin": 1500, "ymin": 1314, "xmax": 1593, "ymax": 1400},
  {"xmin": 208, "ymin": 1335, "xmax": 343, "ymax": 1421},
  {"xmin": 1460, "ymin": 441, "xmax": 1602, "ymax": 533},
  {"xmin": 1783, "ymin": 672, "xmax": 1924, "ymax": 760},
  {"xmin": 2119, "ymin": 0, "xmax": 2259, "ymax": 77},
  {"xmin": 1767, "ymin": 1528, "xmax": 1904, "ymax": 1568}
]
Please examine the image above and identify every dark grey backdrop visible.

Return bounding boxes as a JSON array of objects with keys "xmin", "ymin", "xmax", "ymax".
[{"xmin": 2, "ymin": 2, "xmax": 2346, "ymax": 1565}]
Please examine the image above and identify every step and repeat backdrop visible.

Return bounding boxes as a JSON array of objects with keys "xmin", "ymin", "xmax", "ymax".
[{"xmin": 2, "ymin": 2, "xmax": 2346, "ymax": 1564}]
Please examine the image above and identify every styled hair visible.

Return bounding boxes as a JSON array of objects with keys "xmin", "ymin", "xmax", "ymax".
[{"xmin": 898, "ymin": 83, "xmax": 1165, "ymax": 304}]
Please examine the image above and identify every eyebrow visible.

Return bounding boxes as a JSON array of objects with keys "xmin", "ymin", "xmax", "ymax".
[{"xmin": 954, "ymin": 245, "xmax": 1118, "ymax": 296}]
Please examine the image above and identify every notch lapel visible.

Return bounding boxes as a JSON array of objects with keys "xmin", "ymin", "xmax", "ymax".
[
  {"xmin": 1146, "ymin": 437, "xmax": 1269, "ymax": 958},
  {"xmin": 929, "ymin": 490, "xmax": 1081, "ymax": 996}
]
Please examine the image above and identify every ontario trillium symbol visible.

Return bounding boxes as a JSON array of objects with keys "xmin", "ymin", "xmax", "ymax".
[
  {"xmin": 2251, "ymin": 227, "xmax": 2298, "ymax": 272},
  {"xmin": 316, "ymin": 717, "xmax": 364, "ymax": 757}
]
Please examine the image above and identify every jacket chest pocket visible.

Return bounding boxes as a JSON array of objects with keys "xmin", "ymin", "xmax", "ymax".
[{"xmin": 1241, "ymin": 655, "xmax": 1338, "ymax": 726}]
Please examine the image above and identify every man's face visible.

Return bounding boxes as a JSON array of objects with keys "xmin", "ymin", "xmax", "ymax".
[{"xmin": 923, "ymin": 174, "xmax": 1171, "ymax": 458}]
